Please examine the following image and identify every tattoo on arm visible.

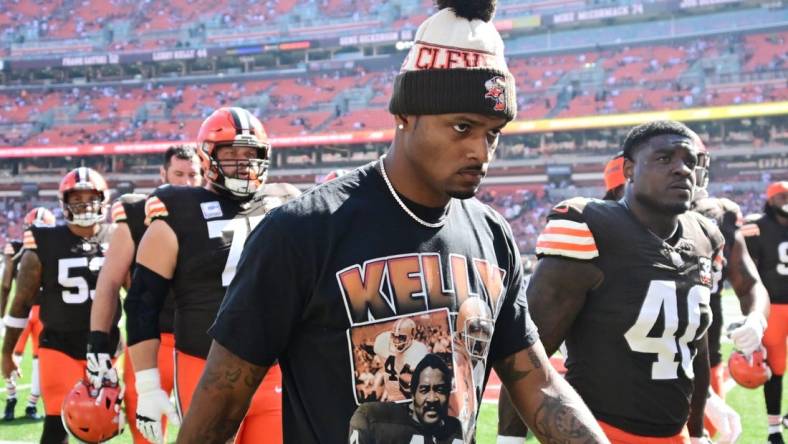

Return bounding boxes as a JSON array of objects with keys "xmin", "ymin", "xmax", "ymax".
[
  {"xmin": 497, "ymin": 347, "xmax": 542, "ymax": 384},
  {"xmin": 532, "ymin": 392, "xmax": 596, "ymax": 444},
  {"xmin": 177, "ymin": 342, "xmax": 269, "ymax": 444}
]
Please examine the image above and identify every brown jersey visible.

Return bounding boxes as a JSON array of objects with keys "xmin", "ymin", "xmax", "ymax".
[
  {"xmin": 145, "ymin": 184, "xmax": 299, "ymax": 359},
  {"xmin": 23, "ymin": 224, "xmax": 120, "ymax": 359},
  {"xmin": 742, "ymin": 214, "xmax": 788, "ymax": 304},
  {"xmin": 535, "ymin": 197, "xmax": 724, "ymax": 436}
]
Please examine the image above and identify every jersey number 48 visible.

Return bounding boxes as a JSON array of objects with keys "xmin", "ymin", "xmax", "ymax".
[{"xmin": 624, "ymin": 280, "xmax": 711, "ymax": 380}]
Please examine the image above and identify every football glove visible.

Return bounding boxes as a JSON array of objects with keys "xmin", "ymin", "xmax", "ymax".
[
  {"xmin": 135, "ymin": 368, "xmax": 180, "ymax": 444},
  {"xmin": 705, "ymin": 390, "xmax": 742, "ymax": 444},
  {"xmin": 86, "ymin": 331, "xmax": 118, "ymax": 389},
  {"xmin": 729, "ymin": 312, "xmax": 767, "ymax": 356}
]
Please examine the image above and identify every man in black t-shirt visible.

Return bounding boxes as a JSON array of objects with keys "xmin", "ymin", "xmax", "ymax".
[{"xmin": 177, "ymin": 2, "xmax": 607, "ymax": 444}]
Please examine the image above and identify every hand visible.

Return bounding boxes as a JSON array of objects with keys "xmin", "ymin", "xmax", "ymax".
[
  {"xmin": 86, "ymin": 330, "xmax": 118, "ymax": 389},
  {"xmin": 1, "ymin": 352, "xmax": 19, "ymax": 380},
  {"xmin": 705, "ymin": 391, "xmax": 742, "ymax": 444},
  {"xmin": 86, "ymin": 352, "xmax": 117, "ymax": 389},
  {"xmin": 730, "ymin": 312, "xmax": 766, "ymax": 355},
  {"xmin": 135, "ymin": 369, "xmax": 180, "ymax": 444}
]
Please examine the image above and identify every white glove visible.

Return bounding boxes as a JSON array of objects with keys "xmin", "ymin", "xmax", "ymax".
[
  {"xmin": 705, "ymin": 390, "xmax": 742, "ymax": 444},
  {"xmin": 135, "ymin": 368, "xmax": 180, "ymax": 444},
  {"xmin": 730, "ymin": 312, "xmax": 767, "ymax": 355},
  {"xmin": 85, "ymin": 352, "xmax": 117, "ymax": 389},
  {"xmin": 690, "ymin": 438, "xmax": 713, "ymax": 444}
]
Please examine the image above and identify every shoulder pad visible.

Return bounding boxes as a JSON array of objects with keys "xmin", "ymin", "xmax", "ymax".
[
  {"xmin": 546, "ymin": 197, "xmax": 593, "ymax": 222},
  {"xmin": 112, "ymin": 193, "xmax": 147, "ymax": 223},
  {"xmin": 740, "ymin": 223, "xmax": 760, "ymax": 238},
  {"xmin": 718, "ymin": 197, "xmax": 743, "ymax": 226},
  {"xmin": 260, "ymin": 182, "xmax": 302, "ymax": 209},
  {"xmin": 536, "ymin": 197, "xmax": 599, "ymax": 260},
  {"xmin": 690, "ymin": 211, "xmax": 725, "ymax": 251}
]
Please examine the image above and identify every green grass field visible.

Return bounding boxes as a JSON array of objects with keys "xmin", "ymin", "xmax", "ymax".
[{"xmin": 0, "ymin": 291, "xmax": 785, "ymax": 443}]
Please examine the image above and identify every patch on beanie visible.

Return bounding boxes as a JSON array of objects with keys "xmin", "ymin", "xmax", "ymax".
[
  {"xmin": 436, "ymin": 0, "xmax": 497, "ymax": 22},
  {"xmin": 484, "ymin": 76, "xmax": 507, "ymax": 111}
]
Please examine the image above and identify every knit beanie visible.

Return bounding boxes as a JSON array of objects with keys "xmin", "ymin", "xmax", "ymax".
[{"xmin": 389, "ymin": 0, "xmax": 517, "ymax": 121}]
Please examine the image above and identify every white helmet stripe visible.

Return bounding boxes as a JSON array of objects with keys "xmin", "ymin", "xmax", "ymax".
[{"xmin": 78, "ymin": 166, "xmax": 88, "ymax": 184}]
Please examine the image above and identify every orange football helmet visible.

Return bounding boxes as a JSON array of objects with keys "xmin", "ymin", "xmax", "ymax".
[
  {"xmin": 58, "ymin": 167, "xmax": 109, "ymax": 227},
  {"xmin": 728, "ymin": 348, "xmax": 771, "ymax": 389},
  {"xmin": 22, "ymin": 207, "xmax": 56, "ymax": 230},
  {"xmin": 196, "ymin": 107, "xmax": 271, "ymax": 198},
  {"xmin": 61, "ymin": 380, "xmax": 124, "ymax": 443}
]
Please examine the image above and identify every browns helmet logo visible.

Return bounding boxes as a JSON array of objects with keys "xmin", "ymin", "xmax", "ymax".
[{"xmin": 484, "ymin": 76, "xmax": 507, "ymax": 112}]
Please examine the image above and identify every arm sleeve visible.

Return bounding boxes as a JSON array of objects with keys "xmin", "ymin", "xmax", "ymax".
[
  {"xmin": 535, "ymin": 198, "xmax": 599, "ymax": 261},
  {"xmin": 487, "ymin": 212, "xmax": 539, "ymax": 364},
  {"xmin": 208, "ymin": 209, "xmax": 311, "ymax": 367}
]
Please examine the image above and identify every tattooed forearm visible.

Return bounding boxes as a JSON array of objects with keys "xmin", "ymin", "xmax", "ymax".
[
  {"xmin": 501, "ymin": 344, "xmax": 608, "ymax": 443},
  {"xmin": 177, "ymin": 342, "xmax": 269, "ymax": 444},
  {"xmin": 531, "ymin": 392, "xmax": 597, "ymax": 444}
]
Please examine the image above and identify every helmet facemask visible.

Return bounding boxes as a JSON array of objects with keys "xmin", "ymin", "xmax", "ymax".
[
  {"xmin": 694, "ymin": 151, "xmax": 710, "ymax": 191},
  {"xmin": 463, "ymin": 316, "xmax": 494, "ymax": 360},
  {"xmin": 206, "ymin": 141, "xmax": 270, "ymax": 199},
  {"xmin": 62, "ymin": 191, "xmax": 105, "ymax": 227}
]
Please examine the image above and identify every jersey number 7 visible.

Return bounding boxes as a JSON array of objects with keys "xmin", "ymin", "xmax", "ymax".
[
  {"xmin": 624, "ymin": 280, "xmax": 711, "ymax": 380},
  {"xmin": 207, "ymin": 216, "xmax": 264, "ymax": 287}
]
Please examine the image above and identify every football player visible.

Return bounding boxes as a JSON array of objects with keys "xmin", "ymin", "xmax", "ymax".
[
  {"xmin": 87, "ymin": 145, "xmax": 202, "ymax": 444},
  {"xmin": 124, "ymin": 107, "xmax": 298, "ymax": 444},
  {"xmin": 530, "ymin": 120, "xmax": 724, "ymax": 443},
  {"xmin": 374, "ymin": 317, "xmax": 429, "ymax": 401},
  {"xmin": 1, "ymin": 167, "xmax": 118, "ymax": 443},
  {"xmin": 742, "ymin": 181, "xmax": 788, "ymax": 444},
  {"xmin": 2, "ymin": 207, "xmax": 55, "ymax": 421},
  {"xmin": 176, "ymin": 2, "xmax": 608, "ymax": 443}
]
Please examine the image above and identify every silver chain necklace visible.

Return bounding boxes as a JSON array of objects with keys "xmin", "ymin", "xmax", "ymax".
[{"xmin": 378, "ymin": 155, "xmax": 450, "ymax": 229}]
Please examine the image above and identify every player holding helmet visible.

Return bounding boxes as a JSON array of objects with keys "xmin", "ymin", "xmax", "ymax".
[
  {"xmin": 1, "ymin": 167, "xmax": 118, "ymax": 443},
  {"xmin": 124, "ymin": 107, "xmax": 298, "ymax": 444}
]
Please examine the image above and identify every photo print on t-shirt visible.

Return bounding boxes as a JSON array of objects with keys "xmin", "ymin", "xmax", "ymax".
[{"xmin": 347, "ymin": 309, "xmax": 454, "ymax": 404}]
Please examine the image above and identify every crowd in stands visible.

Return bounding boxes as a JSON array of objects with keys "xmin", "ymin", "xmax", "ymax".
[{"xmin": 1, "ymin": 30, "xmax": 785, "ymax": 148}]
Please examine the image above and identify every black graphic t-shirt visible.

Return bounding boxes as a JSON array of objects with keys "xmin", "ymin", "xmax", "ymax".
[{"xmin": 209, "ymin": 162, "xmax": 538, "ymax": 444}]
